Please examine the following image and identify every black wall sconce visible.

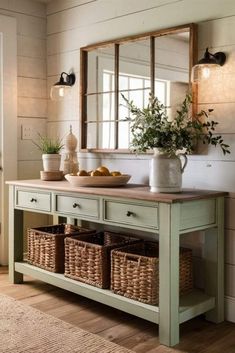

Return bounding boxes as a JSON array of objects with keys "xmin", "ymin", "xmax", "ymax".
[
  {"xmin": 191, "ymin": 48, "xmax": 226, "ymax": 83},
  {"xmin": 50, "ymin": 72, "xmax": 76, "ymax": 101}
]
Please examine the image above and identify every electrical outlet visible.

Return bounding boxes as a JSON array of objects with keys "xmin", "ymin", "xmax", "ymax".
[{"xmin": 21, "ymin": 124, "xmax": 33, "ymax": 140}]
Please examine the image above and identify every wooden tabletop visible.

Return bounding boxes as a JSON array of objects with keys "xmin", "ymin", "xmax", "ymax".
[{"xmin": 6, "ymin": 179, "xmax": 228, "ymax": 203}]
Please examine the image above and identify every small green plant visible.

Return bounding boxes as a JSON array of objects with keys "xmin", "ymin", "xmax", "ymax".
[
  {"xmin": 33, "ymin": 134, "xmax": 64, "ymax": 154},
  {"xmin": 122, "ymin": 93, "xmax": 230, "ymax": 156}
]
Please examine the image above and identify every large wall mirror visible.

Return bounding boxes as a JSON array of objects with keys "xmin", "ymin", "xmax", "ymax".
[{"xmin": 80, "ymin": 23, "xmax": 197, "ymax": 152}]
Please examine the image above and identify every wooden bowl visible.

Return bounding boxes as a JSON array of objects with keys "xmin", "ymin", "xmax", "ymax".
[{"xmin": 65, "ymin": 174, "xmax": 131, "ymax": 187}]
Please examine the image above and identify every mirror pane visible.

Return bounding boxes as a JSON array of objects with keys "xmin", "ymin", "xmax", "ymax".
[
  {"xmin": 101, "ymin": 92, "xmax": 115, "ymax": 121},
  {"xmin": 118, "ymin": 121, "xmax": 130, "ymax": 149},
  {"xmin": 154, "ymin": 31, "xmax": 189, "ymax": 111},
  {"xmin": 86, "ymin": 95, "xmax": 97, "ymax": 122},
  {"xmin": 87, "ymin": 93, "xmax": 115, "ymax": 122},
  {"xmin": 87, "ymin": 45, "xmax": 115, "ymax": 94},
  {"xmin": 87, "ymin": 122, "xmax": 97, "ymax": 148},
  {"xmin": 98, "ymin": 122, "xmax": 115, "ymax": 149},
  {"xmin": 87, "ymin": 121, "xmax": 115, "ymax": 149},
  {"xmin": 119, "ymin": 39, "xmax": 151, "ymax": 91}
]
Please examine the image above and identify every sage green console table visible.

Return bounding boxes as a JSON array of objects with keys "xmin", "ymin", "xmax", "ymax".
[{"xmin": 7, "ymin": 180, "xmax": 226, "ymax": 347}]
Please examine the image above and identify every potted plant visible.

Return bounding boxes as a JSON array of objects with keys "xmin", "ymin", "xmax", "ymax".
[
  {"xmin": 122, "ymin": 94, "xmax": 230, "ymax": 193},
  {"xmin": 33, "ymin": 134, "xmax": 64, "ymax": 172}
]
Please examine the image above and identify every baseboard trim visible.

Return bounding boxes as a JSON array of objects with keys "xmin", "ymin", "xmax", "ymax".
[{"xmin": 225, "ymin": 295, "xmax": 235, "ymax": 322}]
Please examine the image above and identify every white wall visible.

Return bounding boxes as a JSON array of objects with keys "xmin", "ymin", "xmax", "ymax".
[
  {"xmin": 46, "ymin": 0, "xmax": 235, "ymax": 320},
  {"xmin": 0, "ymin": 1, "xmax": 48, "ymax": 264},
  {"xmin": 0, "ymin": 0, "xmax": 47, "ymax": 179}
]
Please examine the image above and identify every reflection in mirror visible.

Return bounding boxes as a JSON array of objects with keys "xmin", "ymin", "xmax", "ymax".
[
  {"xmin": 118, "ymin": 39, "xmax": 151, "ymax": 148},
  {"xmin": 87, "ymin": 122, "xmax": 97, "ymax": 149},
  {"xmin": 119, "ymin": 39, "xmax": 151, "ymax": 106},
  {"xmin": 86, "ymin": 93, "xmax": 115, "ymax": 148},
  {"xmin": 98, "ymin": 122, "xmax": 115, "ymax": 149},
  {"xmin": 87, "ymin": 45, "xmax": 115, "ymax": 94},
  {"xmin": 86, "ymin": 46, "xmax": 115, "ymax": 148},
  {"xmin": 118, "ymin": 121, "xmax": 130, "ymax": 149},
  {"xmin": 101, "ymin": 92, "xmax": 115, "ymax": 121},
  {"xmin": 87, "ymin": 121, "xmax": 115, "ymax": 149},
  {"xmin": 87, "ymin": 93, "xmax": 115, "ymax": 122},
  {"xmin": 118, "ymin": 93, "xmax": 131, "ymax": 149},
  {"xmin": 81, "ymin": 24, "xmax": 196, "ymax": 151},
  {"xmin": 154, "ymin": 31, "xmax": 189, "ymax": 120},
  {"xmin": 86, "ymin": 95, "xmax": 97, "ymax": 122}
]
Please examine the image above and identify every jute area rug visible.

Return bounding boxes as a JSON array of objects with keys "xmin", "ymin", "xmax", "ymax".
[{"xmin": 0, "ymin": 294, "xmax": 134, "ymax": 353}]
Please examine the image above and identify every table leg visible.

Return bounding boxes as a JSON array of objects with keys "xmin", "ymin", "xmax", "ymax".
[
  {"xmin": 8, "ymin": 185, "xmax": 24, "ymax": 284},
  {"xmin": 159, "ymin": 202, "xmax": 180, "ymax": 346},
  {"xmin": 204, "ymin": 197, "xmax": 224, "ymax": 323},
  {"xmin": 66, "ymin": 217, "xmax": 76, "ymax": 225}
]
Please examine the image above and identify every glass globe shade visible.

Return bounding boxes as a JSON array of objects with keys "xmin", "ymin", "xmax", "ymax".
[
  {"xmin": 191, "ymin": 63, "xmax": 219, "ymax": 83},
  {"xmin": 50, "ymin": 85, "xmax": 72, "ymax": 101}
]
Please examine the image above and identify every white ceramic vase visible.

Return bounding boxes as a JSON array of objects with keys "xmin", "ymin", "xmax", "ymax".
[
  {"xmin": 149, "ymin": 148, "xmax": 187, "ymax": 193},
  {"xmin": 42, "ymin": 154, "xmax": 61, "ymax": 172}
]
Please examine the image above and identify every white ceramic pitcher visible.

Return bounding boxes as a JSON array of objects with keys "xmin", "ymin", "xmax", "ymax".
[{"xmin": 149, "ymin": 148, "xmax": 188, "ymax": 193}]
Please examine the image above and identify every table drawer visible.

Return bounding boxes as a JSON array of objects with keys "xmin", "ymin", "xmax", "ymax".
[
  {"xmin": 104, "ymin": 200, "xmax": 158, "ymax": 230},
  {"xmin": 16, "ymin": 190, "xmax": 51, "ymax": 212},
  {"xmin": 180, "ymin": 199, "xmax": 216, "ymax": 231},
  {"xmin": 55, "ymin": 195, "xmax": 99, "ymax": 219}
]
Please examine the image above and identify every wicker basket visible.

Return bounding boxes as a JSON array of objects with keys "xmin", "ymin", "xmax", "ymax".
[
  {"xmin": 64, "ymin": 231, "xmax": 140, "ymax": 289},
  {"xmin": 111, "ymin": 241, "xmax": 193, "ymax": 305},
  {"xmin": 27, "ymin": 224, "xmax": 93, "ymax": 273}
]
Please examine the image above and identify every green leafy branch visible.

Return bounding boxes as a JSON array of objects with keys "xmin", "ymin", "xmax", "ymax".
[{"xmin": 122, "ymin": 93, "xmax": 230, "ymax": 156}]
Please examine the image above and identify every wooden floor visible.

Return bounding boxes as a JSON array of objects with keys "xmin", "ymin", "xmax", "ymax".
[{"xmin": 0, "ymin": 267, "xmax": 235, "ymax": 353}]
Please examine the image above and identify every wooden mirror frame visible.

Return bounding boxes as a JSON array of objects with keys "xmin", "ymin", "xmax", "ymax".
[{"xmin": 80, "ymin": 23, "xmax": 197, "ymax": 153}]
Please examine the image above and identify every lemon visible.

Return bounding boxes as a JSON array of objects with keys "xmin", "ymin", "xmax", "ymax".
[
  {"xmin": 111, "ymin": 171, "xmax": 122, "ymax": 176},
  {"xmin": 77, "ymin": 170, "xmax": 88, "ymax": 176},
  {"xmin": 91, "ymin": 170, "xmax": 103, "ymax": 176},
  {"xmin": 97, "ymin": 166, "xmax": 110, "ymax": 176}
]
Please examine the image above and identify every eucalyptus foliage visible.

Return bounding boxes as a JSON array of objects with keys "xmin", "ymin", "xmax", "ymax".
[
  {"xmin": 122, "ymin": 93, "xmax": 230, "ymax": 156},
  {"xmin": 33, "ymin": 134, "xmax": 64, "ymax": 154}
]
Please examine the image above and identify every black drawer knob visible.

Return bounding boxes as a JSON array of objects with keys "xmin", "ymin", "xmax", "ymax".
[
  {"xmin": 73, "ymin": 203, "xmax": 80, "ymax": 208},
  {"xmin": 126, "ymin": 211, "xmax": 134, "ymax": 217},
  {"xmin": 30, "ymin": 198, "xmax": 37, "ymax": 203}
]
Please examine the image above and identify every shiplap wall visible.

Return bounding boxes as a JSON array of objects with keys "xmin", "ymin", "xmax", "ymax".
[
  {"xmin": 0, "ymin": 1, "xmax": 49, "ymax": 252},
  {"xmin": 0, "ymin": 0, "xmax": 47, "ymax": 179},
  {"xmin": 46, "ymin": 0, "xmax": 235, "ymax": 320}
]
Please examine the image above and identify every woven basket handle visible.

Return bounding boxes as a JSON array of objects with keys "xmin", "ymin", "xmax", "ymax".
[{"xmin": 124, "ymin": 254, "xmax": 141, "ymax": 267}]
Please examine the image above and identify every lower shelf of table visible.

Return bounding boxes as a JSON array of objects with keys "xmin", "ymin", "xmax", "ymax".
[{"xmin": 14, "ymin": 261, "xmax": 215, "ymax": 325}]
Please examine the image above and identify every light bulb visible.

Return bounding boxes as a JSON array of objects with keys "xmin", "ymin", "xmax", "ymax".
[
  {"xmin": 58, "ymin": 87, "xmax": 65, "ymax": 97},
  {"xmin": 202, "ymin": 66, "xmax": 211, "ymax": 79},
  {"xmin": 50, "ymin": 85, "xmax": 72, "ymax": 101}
]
